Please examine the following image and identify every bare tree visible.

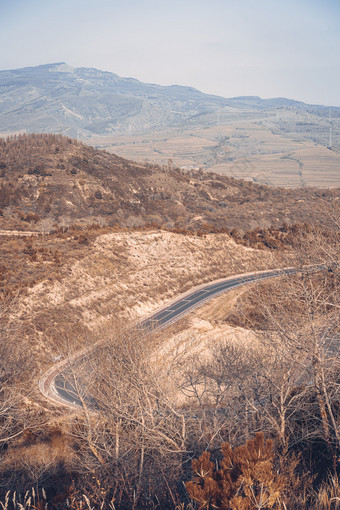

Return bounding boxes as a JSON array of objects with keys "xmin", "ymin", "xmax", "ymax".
[
  {"xmin": 62, "ymin": 324, "xmax": 197, "ymax": 508},
  {"xmin": 180, "ymin": 249, "xmax": 339, "ymax": 459},
  {"xmin": 0, "ymin": 295, "xmax": 34, "ymax": 445}
]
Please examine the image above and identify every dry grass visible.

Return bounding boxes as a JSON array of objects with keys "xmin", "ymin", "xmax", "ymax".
[{"xmin": 311, "ymin": 474, "xmax": 340, "ymax": 509}]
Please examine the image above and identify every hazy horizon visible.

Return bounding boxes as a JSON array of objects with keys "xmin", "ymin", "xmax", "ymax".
[{"xmin": 1, "ymin": 0, "xmax": 339, "ymax": 106}]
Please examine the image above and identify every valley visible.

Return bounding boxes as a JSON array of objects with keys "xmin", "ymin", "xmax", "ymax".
[{"xmin": 90, "ymin": 115, "xmax": 340, "ymax": 188}]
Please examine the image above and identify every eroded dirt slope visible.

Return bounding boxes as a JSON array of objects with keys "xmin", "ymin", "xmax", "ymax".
[{"xmin": 5, "ymin": 230, "xmax": 274, "ymax": 373}]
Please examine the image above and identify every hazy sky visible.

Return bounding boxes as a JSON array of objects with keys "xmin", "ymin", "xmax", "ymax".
[{"xmin": 1, "ymin": 0, "xmax": 339, "ymax": 105}]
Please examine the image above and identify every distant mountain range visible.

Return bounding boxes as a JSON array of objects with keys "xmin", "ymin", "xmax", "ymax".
[{"xmin": 1, "ymin": 63, "xmax": 339, "ymax": 139}]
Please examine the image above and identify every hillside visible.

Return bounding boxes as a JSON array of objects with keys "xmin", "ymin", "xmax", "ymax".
[
  {"xmin": 0, "ymin": 218, "xmax": 338, "ymax": 507},
  {"xmin": 0, "ymin": 136, "xmax": 338, "ymax": 508},
  {"xmin": 1, "ymin": 63, "xmax": 340, "ymax": 188},
  {"xmin": 0, "ymin": 63, "xmax": 230, "ymax": 138},
  {"xmin": 1, "ymin": 63, "xmax": 339, "ymax": 142},
  {"xmin": 0, "ymin": 133, "xmax": 338, "ymax": 232}
]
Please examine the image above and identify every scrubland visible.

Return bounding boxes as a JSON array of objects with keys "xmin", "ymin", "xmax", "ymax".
[
  {"xmin": 0, "ymin": 134, "xmax": 338, "ymax": 234},
  {"xmin": 0, "ymin": 134, "xmax": 339, "ymax": 508},
  {"xmin": 0, "ymin": 221, "xmax": 338, "ymax": 509}
]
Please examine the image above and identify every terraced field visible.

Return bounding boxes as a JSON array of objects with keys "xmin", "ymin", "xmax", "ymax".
[{"xmin": 90, "ymin": 117, "xmax": 340, "ymax": 188}]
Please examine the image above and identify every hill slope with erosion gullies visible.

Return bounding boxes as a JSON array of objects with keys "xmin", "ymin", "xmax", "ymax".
[
  {"xmin": 2, "ymin": 229, "xmax": 274, "ymax": 368},
  {"xmin": 0, "ymin": 133, "xmax": 338, "ymax": 232},
  {"xmin": 0, "ymin": 62, "xmax": 231, "ymax": 138},
  {"xmin": 1, "ymin": 63, "xmax": 339, "ymax": 143},
  {"xmin": 1, "ymin": 63, "xmax": 340, "ymax": 188}
]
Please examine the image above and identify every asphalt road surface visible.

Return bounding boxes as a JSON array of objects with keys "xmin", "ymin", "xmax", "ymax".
[
  {"xmin": 46, "ymin": 265, "xmax": 327, "ymax": 408},
  {"xmin": 139, "ymin": 268, "xmax": 297, "ymax": 332}
]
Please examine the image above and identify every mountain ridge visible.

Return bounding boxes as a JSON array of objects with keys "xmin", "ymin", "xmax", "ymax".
[
  {"xmin": 1, "ymin": 63, "xmax": 339, "ymax": 140},
  {"xmin": 0, "ymin": 133, "xmax": 338, "ymax": 233}
]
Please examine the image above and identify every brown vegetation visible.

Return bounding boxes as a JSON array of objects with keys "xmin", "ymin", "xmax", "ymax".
[
  {"xmin": 0, "ymin": 133, "xmax": 339, "ymax": 233},
  {"xmin": 0, "ymin": 134, "xmax": 338, "ymax": 508},
  {"xmin": 186, "ymin": 433, "xmax": 303, "ymax": 509},
  {"xmin": 0, "ymin": 256, "xmax": 338, "ymax": 508}
]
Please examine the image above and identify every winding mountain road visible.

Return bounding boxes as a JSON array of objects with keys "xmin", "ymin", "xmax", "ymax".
[{"xmin": 39, "ymin": 265, "xmax": 326, "ymax": 409}]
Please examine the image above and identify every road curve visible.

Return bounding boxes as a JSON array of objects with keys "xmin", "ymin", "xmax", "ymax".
[{"xmin": 39, "ymin": 265, "xmax": 325, "ymax": 408}]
